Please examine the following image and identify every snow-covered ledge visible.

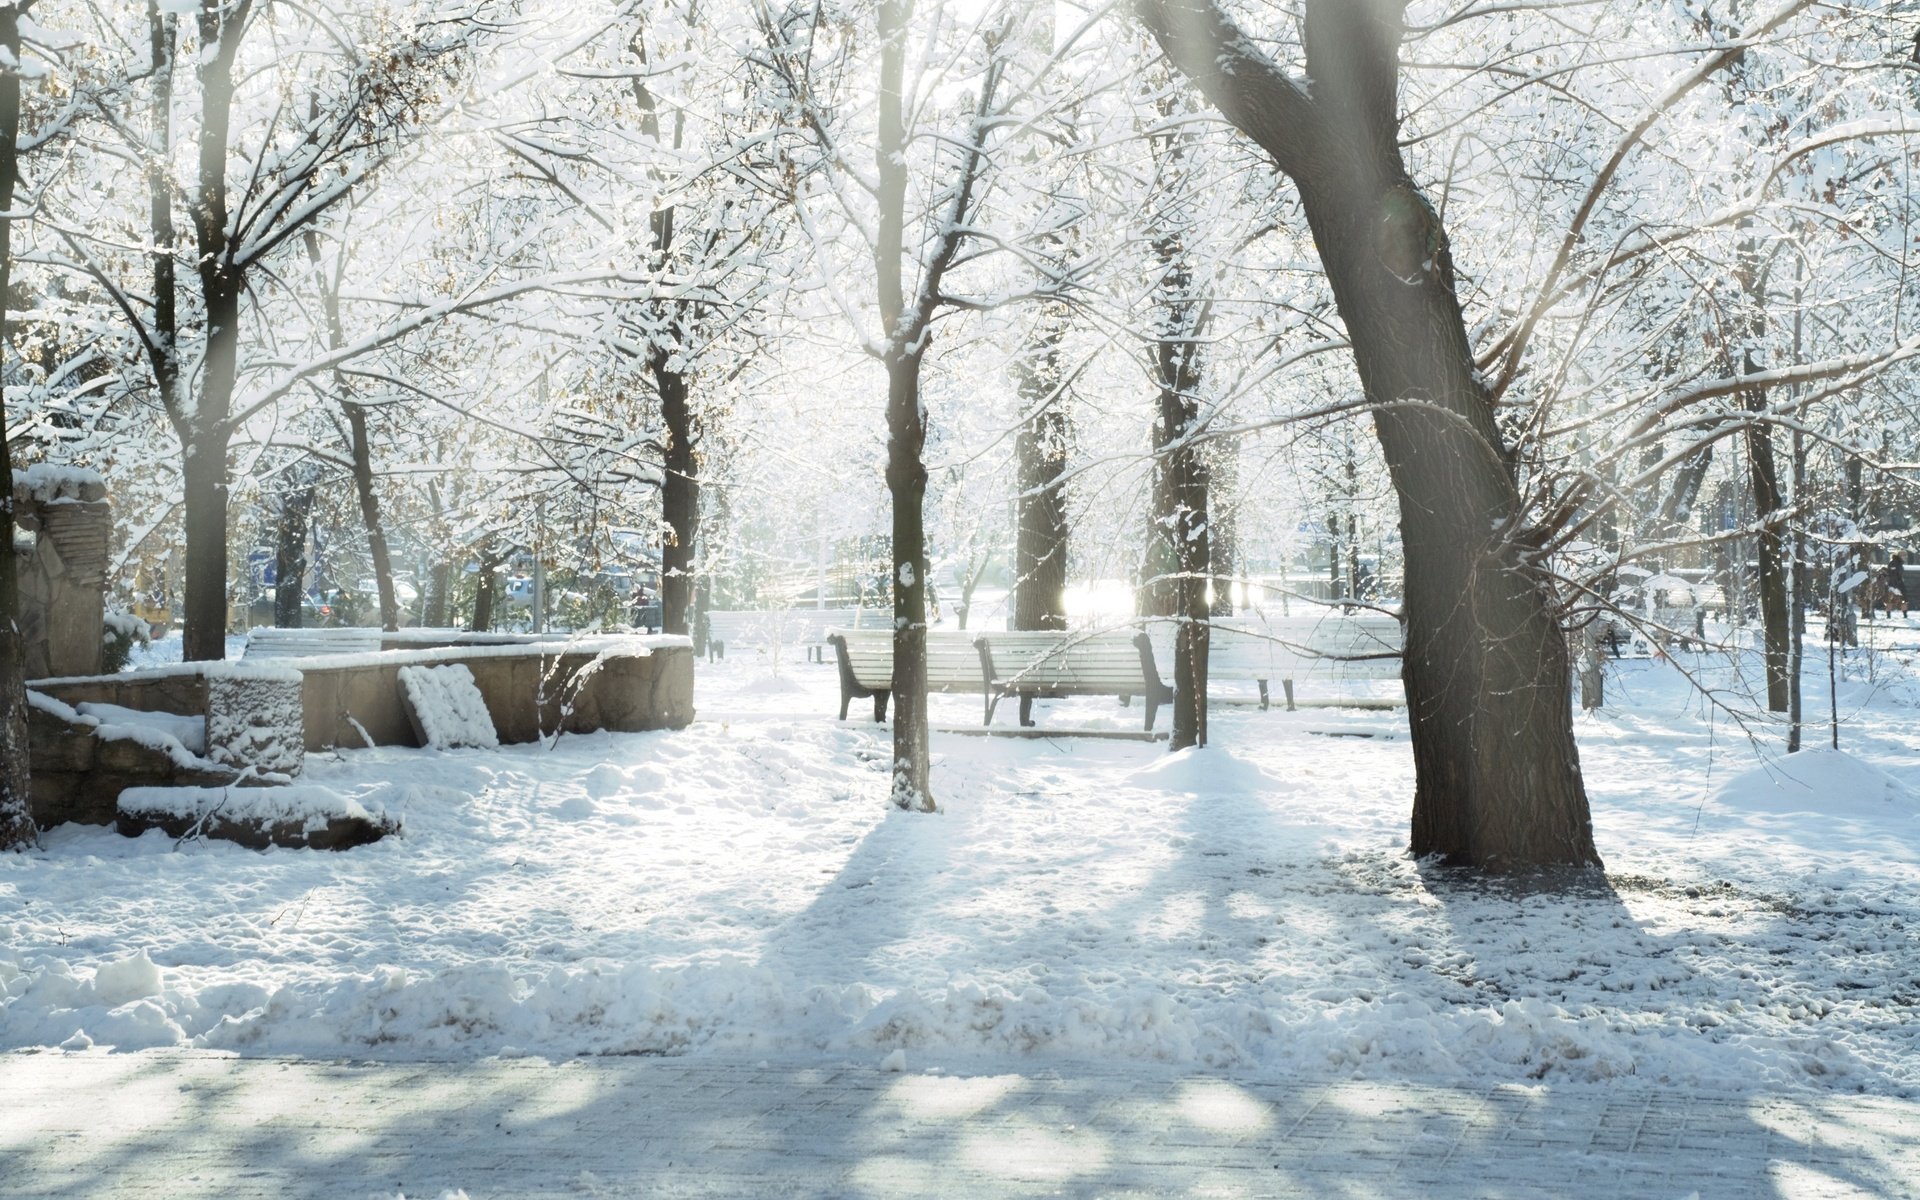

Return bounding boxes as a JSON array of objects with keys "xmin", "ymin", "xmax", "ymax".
[{"xmin": 30, "ymin": 635, "xmax": 694, "ymax": 757}]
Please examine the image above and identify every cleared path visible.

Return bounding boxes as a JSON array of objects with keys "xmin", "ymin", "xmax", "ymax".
[{"xmin": 2, "ymin": 1051, "xmax": 1914, "ymax": 1198}]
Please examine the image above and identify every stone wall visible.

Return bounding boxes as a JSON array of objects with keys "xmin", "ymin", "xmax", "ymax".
[
  {"xmin": 30, "ymin": 639, "xmax": 694, "ymax": 811},
  {"xmin": 13, "ymin": 469, "xmax": 111, "ymax": 680},
  {"xmin": 26, "ymin": 704, "xmax": 238, "ymax": 828}
]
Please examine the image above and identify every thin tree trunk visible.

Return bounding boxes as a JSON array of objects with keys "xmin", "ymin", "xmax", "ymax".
[
  {"xmin": 345, "ymin": 402, "xmax": 399, "ymax": 631},
  {"xmin": 1139, "ymin": 0, "xmax": 1599, "ymax": 869},
  {"xmin": 471, "ymin": 548, "xmax": 501, "ymax": 632},
  {"xmin": 0, "ymin": 2, "xmax": 36, "ymax": 850},
  {"xmin": 302, "ymin": 224, "xmax": 398, "ymax": 632},
  {"xmin": 424, "ymin": 561, "xmax": 450, "ymax": 628},
  {"xmin": 634, "ymin": 21, "xmax": 698, "ymax": 639},
  {"xmin": 1743, "ymin": 362, "xmax": 1789, "ymax": 712},
  {"xmin": 273, "ymin": 481, "xmax": 313, "ymax": 626},
  {"xmin": 1209, "ymin": 434, "xmax": 1238, "ymax": 616},
  {"xmin": 1151, "ymin": 193, "xmax": 1210, "ymax": 751},
  {"xmin": 875, "ymin": 0, "xmax": 932, "ymax": 811},
  {"xmin": 656, "ymin": 350, "xmax": 698, "ymax": 637},
  {"xmin": 1013, "ymin": 320, "xmax": 1069, "ymax": 631},
  {"xmin": 178, "ymin": 2, "xmax": 252, "ymax": 662},
  {"xmin": 885, "ymin": 352, "xmax": 935, "ymax": 809}
]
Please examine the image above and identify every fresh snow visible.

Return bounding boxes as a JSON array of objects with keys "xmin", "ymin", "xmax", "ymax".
[
  {"xmin": 73, "ymin": 703, "xmax": 207, "ymax": 756},
  {"xmin": 1, "ymin": 645, "xmax": 1916, "ymax": 1097},
  {"xmin": 117, "ymin": 785, "xmax": 383, "ymax": 831}
]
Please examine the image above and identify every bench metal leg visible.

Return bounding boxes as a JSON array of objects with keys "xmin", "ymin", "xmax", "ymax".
[
  {"xmin": 1257, "ymin": 680, "xmax": 1269, "ymax": 711},
  {"xmin": 1019, "ymin": 694, "xmax": 1035, "ymax": 727},
  {"xmin": 839, "ymin": 691, "xmax": 853, "ymax": 721},
  {"xmin": 1283, "ymin": 679, "xmax": 1296, "ymax": 712},
  {"xmin": 873, "ymin": 690, "xmax": 891, "ymax": 723}
]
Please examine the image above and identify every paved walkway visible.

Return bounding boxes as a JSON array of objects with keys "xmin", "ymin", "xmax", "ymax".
[{"xmin": 2, "ymin": 1051, "xmax": 1914, "ymax": 1198}]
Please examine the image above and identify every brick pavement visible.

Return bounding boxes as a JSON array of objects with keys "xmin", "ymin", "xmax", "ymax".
[{"xmin": 1, "ymin": 1050, "xmax": 1914, "ymax": 1198}]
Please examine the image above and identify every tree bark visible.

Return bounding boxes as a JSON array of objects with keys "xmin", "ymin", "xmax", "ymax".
[
  {"xmin": 634, "ymin": 20, "xmax": 699, "ymax": 639},
  {"xmin": 1150, "ymin": 195, "xmax": 1210, "ymax": 751},
  {"xmin": 273, "ymin": 480, "xmax": 313, "ymax": 626},
  {"xmin": 1013, "ymin": 318, "xmax": 1069, "ymax": 631},
  {"xmin": 1138, "ymin": 0, "xmax": 1599, "ymax": 869},
  {"xmin": 1742, "ymin": 358, "xmax": 1790, "ymax": 712},
  {"xmin": 424, "ymin": 561, "xmax": 450, "ymax": 628},
  {"xmin": 1209, "ymin": 433, "xmax": 1239, "ymax": 615},
  {"xmin": 471, "ymin": 548, "xmax": 502, "ymax": 632},
  {"xmin": 177, "ymin": 2, "xmax": 252, "ymax": 661},
  {"xmin": 884, "ymin": 350, "xmax": 935, "ymax": 809},
  {"xmin": 0, "ymin": 2, "xmax": 36, "ymax": 851},
  {"xmin": 656, "ymin": 349, "xmax": 698, "ymax": 637}
]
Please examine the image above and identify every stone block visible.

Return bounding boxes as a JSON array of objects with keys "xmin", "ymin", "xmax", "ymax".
[{"xmin": 206, "ymin": 669, "xmax": 304, "ymax": 779}]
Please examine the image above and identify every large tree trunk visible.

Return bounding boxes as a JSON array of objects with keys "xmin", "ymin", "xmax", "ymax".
[
  {"xmin": 1013, "ymin": 320, "xmax": 1070, "ymax": 631},
  {"xmin": 656, "ymin": 350, "xmax": 698, "ymax": 637},
  {"xmin": 1139, "ymin": 0, "xmax": 1599, "ymax": 869},
  {"xmin": 0, "ymin": 3, "xmax": 35, "ymax": 851},
  {"xmin": 273, "ymin": 480, "xmax": 313, "ymax": 626}
]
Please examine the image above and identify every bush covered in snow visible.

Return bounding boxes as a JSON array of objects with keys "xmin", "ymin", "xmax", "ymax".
[{"xmin": 100, "ymin": 611, "xmax": 152, "ymax": 674}]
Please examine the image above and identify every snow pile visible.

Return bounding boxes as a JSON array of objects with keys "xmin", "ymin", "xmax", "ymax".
[
  {"xmin": 117, "ymin": 784, "xmax": 382, "ymax": 830},
  {"xmin": 1712, "ymin": 748, "xmax": 1914, "ymax": 815},
  {"xmin": 397, "ymin": 664, "xmax": 499, "ymax": 750},
  {"xmin": 74, "ymin": 702, "xmax": 206, "ymax": 755}
]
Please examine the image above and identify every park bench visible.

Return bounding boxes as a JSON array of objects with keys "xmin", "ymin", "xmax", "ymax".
[
  {"xmin": 826, "ymin": 629, "xmax": 986, "ymax": 721},
  {"xmin": 828, "ymin": 627, "xmax": 1170, "ymax": 730},
  {"xmin": 974, "ymin": 629, "xmax": 1171, "ymax": 730},
  {"xmin": 706, "ymin": 607, "xmax": 882, "ymax": 663},
  {"xmin": 1184, "ymin": 611, "xmax": 1403, "ymax": 709},
  {"xmin": 243, "ymin": 627, "xmax": 384, "ymax": 660}
]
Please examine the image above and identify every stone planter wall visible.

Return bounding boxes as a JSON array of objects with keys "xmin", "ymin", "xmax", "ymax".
[{"xmin": 27, "ymin": 638, "xmax": 695, "ymax": 827}]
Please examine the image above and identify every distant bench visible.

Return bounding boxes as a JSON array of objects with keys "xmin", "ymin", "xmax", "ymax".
[
  {"xmin": 243, "ymin": 627, "xmax": 384, "ymax": 659},
  {"xmin": 705, "ymin": 608, "xmax": 885, "ymax": 663},
  {"xmin": 828, "ymin": 613, "xmax": 1402, "ymax": 730},
  {"xmin": 1176, "ymin": 612, "xmax": 1403, "ymax": 709},
  {"xmin": 828, "ymin": 628, "xmax": 1171, "ymax": 731}
]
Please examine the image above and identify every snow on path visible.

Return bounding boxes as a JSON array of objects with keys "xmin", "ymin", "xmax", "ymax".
[{"xmin": 2, "ymin": 648, "xmax": 1916, "ymax": 1097}]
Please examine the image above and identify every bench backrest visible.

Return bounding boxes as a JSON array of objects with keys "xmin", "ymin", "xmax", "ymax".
[
  {"xmin": 976, "ymin": 630, "xmax": 1147, "ymax": 694},
  {"xmin": 828, "ymin": 628, "xmax": 983, "ymax": 691},
  {"xmin": 709, "ymin": 608, "xmax": 881, "ymax": 648},
  {"xmin": 244, "ymin": 627, "xmax": 385, "ymax": 659},
  {"xmin": 1188, "ymin": 612, "xmax": 1402, "ymax": 683}
]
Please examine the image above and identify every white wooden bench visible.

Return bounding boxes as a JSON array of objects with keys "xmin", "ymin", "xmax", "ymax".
[
  {"xmin": 829, "ymin": 627, "xmax": 1171, "ymax": 730},
  {"xmin": 243, "ymin": 627, "xmax": 384, "ymax": 660},
  {"xmin": 826, "ymin": 629, "xmax": 984, "ymax": 721},
  {"xmin": 706, "ymin": 608, "xmax": 882, "ymax": 663},
  {"xmin": 974, "ymin": 629, "xmax": 1171, "ymax": 730},
  {"xmin": 1194, "ymin": 612, "xmax": 1402, "ymax": 709}
]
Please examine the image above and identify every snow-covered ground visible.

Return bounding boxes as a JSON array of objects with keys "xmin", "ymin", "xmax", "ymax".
[{"xmin": 4, "ymin": 633, "xmax": 1917, "ymax": 1098}]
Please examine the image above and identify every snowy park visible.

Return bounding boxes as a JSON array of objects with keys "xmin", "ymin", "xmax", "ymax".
[{"xmin": 5, "ymin": 0, "xmax": 1920, "ymax": 1196}]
